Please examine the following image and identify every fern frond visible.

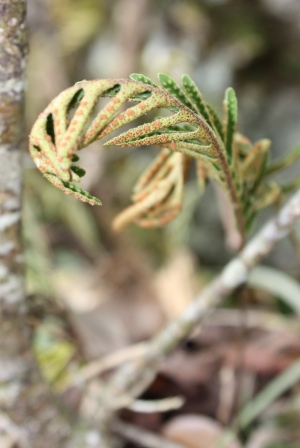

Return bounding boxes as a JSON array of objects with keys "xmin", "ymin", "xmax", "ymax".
[
  {"xmin": 224, "ymin": 87, "xmax": 238, "ymax": 165},
  {"xmin": 29, "ymin": 75, "xmax": 300, "ymax": 240},
  {"xmin": 26, "ymin": 78, "xmax": 242, "ymax": 240},
  {"xmin": 113, "ymin": 151, "xmax": 186, "ymax": 231}
]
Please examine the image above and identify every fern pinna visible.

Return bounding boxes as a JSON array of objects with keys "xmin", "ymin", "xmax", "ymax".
[{"xmin": 29, "ymin": 74, "xmax": 300, "ymax": 245}]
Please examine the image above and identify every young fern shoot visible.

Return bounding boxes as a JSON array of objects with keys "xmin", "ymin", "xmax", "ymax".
[{"xmin": 29, "ymin": 74, "xmax": 300, "ymax": 246}]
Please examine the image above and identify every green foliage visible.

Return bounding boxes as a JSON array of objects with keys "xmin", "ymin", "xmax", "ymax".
[
  {"xmin": 182, "ymin": 76, "xmax": 210, "ymax": 120},
  {"xmin": 130, "ymin": 73, "xmax": 158, "ymax": 87},
  {"xmin": 224, "ymin": 87, "xmax": 238, "ymax": 164},
  {"xmin": 29, "ymin": 73, "xmax": 300, "ymax": 243},
  {"xmin": 158, "ymin": 73, "xmax": 197, "ymax": 112}
]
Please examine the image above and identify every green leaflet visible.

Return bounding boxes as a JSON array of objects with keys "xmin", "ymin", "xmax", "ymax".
[
  {"xmin": 158, "ymin": 73, "xmax": 197, "ymax": 113},
  {"xmin": 71, "ymin": 165, "xmax": 86, "ymax": 178},
  {"xmin": 130, "ymin": 74, "xmax": 158, "ymax": 101},
  {"xmin": 62, "ymin": 181, "xmax": 102, "ymax": 205},
  {"xmin": 182, "ymin": 75, "xmax": 213, "ymax": 127},
  {"xmin": 130, "ymin": 73, "xmax": 158, "ymax": 87},
  {"xmin": 224, "ymin": 87, "xmax": 238, "ymax": 165}
]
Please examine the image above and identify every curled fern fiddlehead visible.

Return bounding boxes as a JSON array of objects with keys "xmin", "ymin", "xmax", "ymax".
[{"xmin": 29, "ymin": 75, "xmax": 300, "ymax": 241}]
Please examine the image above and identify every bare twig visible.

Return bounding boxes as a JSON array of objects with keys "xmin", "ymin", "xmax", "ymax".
[
  {"xmin": 214, "ymin": 184, "xmax": 242, "ymax": 251},
  {"xmin": 128, "ymin": 396, "xmax": 184, "ymax": 413},
  {"xmin": 77, "ymin": 342, "xmax": 148, "ymax": 383}
]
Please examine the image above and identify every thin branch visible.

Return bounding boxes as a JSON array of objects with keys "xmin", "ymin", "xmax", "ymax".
[
  {"xmin": 128, "ymin": 396, "xmax": 184, "ymax": 413},
  {"xmin": 214, "ymin": 183, "xmax": 243, "ymax": 251},
  {"xmin": 77, "ymin": 342, "xmax": 147, "ymax": 383},
  {"xmin": 99, "ymin": 189, "xmax": 300, "ymax": 414}
]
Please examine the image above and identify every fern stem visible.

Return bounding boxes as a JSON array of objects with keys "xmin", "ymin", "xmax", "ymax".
[{"xmin": 189, "ymin": 109, "xmax": 246, "ymax": 246}]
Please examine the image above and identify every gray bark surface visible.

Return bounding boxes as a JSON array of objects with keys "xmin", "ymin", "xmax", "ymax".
[{"xmin": 0, "ymin": 2, "xmax": 70, "ymax": 446}]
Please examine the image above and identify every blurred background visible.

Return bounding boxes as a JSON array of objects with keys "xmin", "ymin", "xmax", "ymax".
[{"xmin": 24, "ymin": 0, "xmax": 300, "ymax": 446}]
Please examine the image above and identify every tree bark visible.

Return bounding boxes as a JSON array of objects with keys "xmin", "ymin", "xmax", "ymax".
[
  {"xmin": 0, "ymin": 0, "xmax": 26, "ymax": 301},
  {"xmin": 0, "ymin": 2, "xmax": 70, "ymax": 446},
  {"xmin": 0, "ymin": 1, "xmax": 28, "ymax": 435}
]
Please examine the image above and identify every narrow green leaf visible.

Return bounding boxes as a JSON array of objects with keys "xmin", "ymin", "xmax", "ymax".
[
  {"xmin": 182, "ymin": 75, "xmax": 213, "ymax": 127},
  {"xmin": 224, "ymin": 87, "xmax": 238, "ymax": 164},
  {"xmin": 130, "ymin": 73, "xmax": 158, "ymax": 87},
  {"xmin": 158, "ymin": 73, "xmax": 197, "ymax": 113},
  {"xmin": 129, "ymin": 74, "xmax": 157, "ymax": 101}
]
